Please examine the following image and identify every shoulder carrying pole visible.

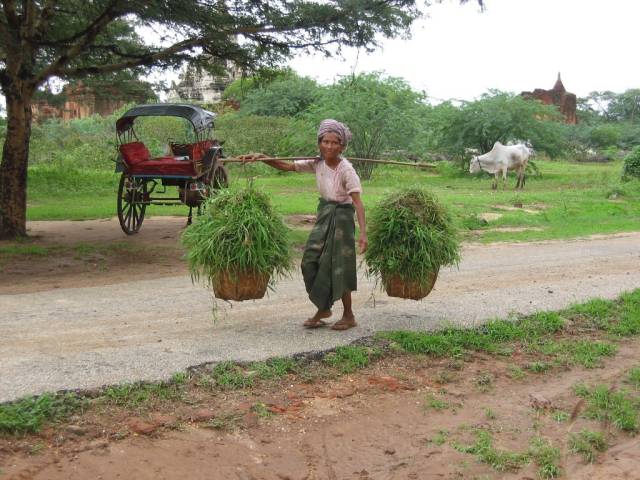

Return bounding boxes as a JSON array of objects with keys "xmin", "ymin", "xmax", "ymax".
[{"xmin": 221, "ymin": 156, "xmax": 436, "ymax": 169}]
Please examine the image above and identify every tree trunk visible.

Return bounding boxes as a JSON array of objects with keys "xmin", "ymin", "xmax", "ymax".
[{"xmin": 0, "ymin": 83, "xmax": 33, "ymax": 239}]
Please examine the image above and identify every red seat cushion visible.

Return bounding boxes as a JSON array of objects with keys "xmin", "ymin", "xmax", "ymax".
[
  {"xmin": 128, "ymin": 156, "xmax": 197, "ymax": 176},
  {"xmin": 190, "ymin": 140, "xmax": 214, "ymax": 161},
  {"xmin": 119, "ymin": 142, "xmax": 151, "ymax": 166}
]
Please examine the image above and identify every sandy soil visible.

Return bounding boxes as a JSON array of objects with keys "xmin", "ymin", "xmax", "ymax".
[
  {"xmin": 0, "ymin": 217, "xmax": 189, "ymax": 294},
  {"xmin": 1, "ymin": 218, "xmax": 640, "ymax": 479},
  {"xmin": 2, "ymin": 339, "xmax": 639, "ymax": 480}
]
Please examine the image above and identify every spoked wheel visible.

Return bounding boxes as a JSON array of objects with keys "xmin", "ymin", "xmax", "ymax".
[
  {"xmin": 194, "ymin": 163, "xmax": 229, "ymax": 220},
  {"xmin": 117, "ymin": 174, "xmax": 147, "ymax": 235},
  {"xmin": 210, "ymin": 163, "xmax": 229, "ymax": 190}
]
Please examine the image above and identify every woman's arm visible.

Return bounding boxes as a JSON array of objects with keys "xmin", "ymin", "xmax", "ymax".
[
  {"xmin": 237, "ymin": 153, "xmax": 296, "ymax": 172},
  {"xmin": 264, "ymin": 159, "xmax": 296, "ymax": 172},
  {"xmin": 350, "ymin": 192, "xmax": 368, "ymax": 254}
]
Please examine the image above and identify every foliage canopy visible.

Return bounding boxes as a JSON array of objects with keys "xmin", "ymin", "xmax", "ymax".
[
  {"xmin": 431, "ymin": 91, "xmax": 568, "ymax": 160},
  {"xmin": 308, "ymin": 72, "xmax": 427, "ymax": 178},
  {"xmin": 239, "ymin": 74, "xmax": 322, "ymax": 117}
]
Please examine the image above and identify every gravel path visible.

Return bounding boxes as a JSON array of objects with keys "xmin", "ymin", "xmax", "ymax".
[{"xmin": 1, "ymin": 233, "xmax": 639, "ymax": 403}]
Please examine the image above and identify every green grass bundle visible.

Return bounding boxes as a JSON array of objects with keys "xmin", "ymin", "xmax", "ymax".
[
  {"xmin": 182, "ymin": 186, "xmax": 292, "ymax": 291},
  {"xmin": 365, "ymin": 187, "xmax": 460, "ymax": 289}
]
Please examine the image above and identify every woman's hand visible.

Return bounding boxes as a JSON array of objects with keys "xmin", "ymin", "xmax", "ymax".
[
  {"xmin": 358, "ymin": 233, "xmax": 368, "ymax": 254},
  {"xmin": 237, "ymin": 152, "xmax": 269, "ymax": 163}
]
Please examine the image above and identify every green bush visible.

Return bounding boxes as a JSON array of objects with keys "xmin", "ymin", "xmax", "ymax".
[
  {"xmin": 589, "ymin": 124, "xmax": 621, "ymax": 148},
  {"xmin": 365, "ymin": 187, "xmax": 460, "ymax": 286},
  {"xmin": 239, "ymin": 75, "xmax": 322, "ymax": 117},
  {"xmin": 0, "ymin": 393, "xmax": 82, "ymax": 434},
  {"xmin": 215, "ymin": 113, "xmax": 316, "ymax": 158},
  {"xmin": 622, "ymin": 146, "xmax": 640, "ymax": 180},
  {"xmin": 182, "ymin": 185, "xmax": 292, "ymax": 288}
]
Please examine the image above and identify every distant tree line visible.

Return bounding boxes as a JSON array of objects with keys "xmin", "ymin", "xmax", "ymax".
[
  {"xmin": 20, "ymin": 70, "xmax": 640, "ymax": 180},
  {"xmin": 218, "ymin": 70, "xmax": 640, "ymax": 176}
]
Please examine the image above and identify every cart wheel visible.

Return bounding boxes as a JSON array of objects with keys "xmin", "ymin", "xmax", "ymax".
[
  {"xmin": 117, "ymin": 174, "xmax": 147, "ymax": 235},
  {"xmin": 210, "ymin": 163, "xmax": 228, "ymax": 190}
]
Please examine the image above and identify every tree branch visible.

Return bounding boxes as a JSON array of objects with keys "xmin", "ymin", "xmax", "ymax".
[
  {"xmin": 59, "ymin": 36, "xmax": 203, "ymax": 77},
  {"xmin": 3, "ymin": 0, "xmax": 19, "ymax": 28},
  {"xmin": 24, "ymin": 0, "xmax": 38, "ymax": 38},
  {"xmin": 34, "ymin": 0, "xmax": 58, "ymax": 40},
  {"xmin": 33, "ymin": 0, "xmax": 126, "ymax": 84}
]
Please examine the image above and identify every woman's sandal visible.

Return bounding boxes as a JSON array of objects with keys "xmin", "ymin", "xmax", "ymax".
[
  {"xmin": 331, "ymin": 316, "xmax": 357, "ymax": 331},
  {"xmin": 303, "ymin": 318, "xmax": 328, "ymax": 328},
  {"xmin": 303, "ymin": 310, "xmax": 332, "ymax": 328}
]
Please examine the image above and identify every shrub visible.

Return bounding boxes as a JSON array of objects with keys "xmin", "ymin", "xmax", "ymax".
[
  {"xmin": 589, "ymin": 124, "xmax": 622, "ymax": 148},
  {"xmin": 215, "ymin": 113, "xmax": 316, "ymax": 158},
  {"xmin": 622, "ymin": 146, "xmax": 640, "ymax": 180}
]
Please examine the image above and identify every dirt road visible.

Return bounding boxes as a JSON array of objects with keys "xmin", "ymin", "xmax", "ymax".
[{"xmin": 1, "ymin": 219, "xmax": 639, "ymax": 404}]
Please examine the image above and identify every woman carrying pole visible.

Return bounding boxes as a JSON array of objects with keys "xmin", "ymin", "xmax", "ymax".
[{"xmin": 241, "ymin": 119, "xmax": 367, "ymax": 330}]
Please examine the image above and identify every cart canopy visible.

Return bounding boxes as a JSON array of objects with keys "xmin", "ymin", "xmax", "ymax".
[{"xmin": 116, "ymin": 104, "xmax": 216, "ymax": 134}]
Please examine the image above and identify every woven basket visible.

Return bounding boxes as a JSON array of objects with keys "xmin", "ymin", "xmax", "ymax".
[
  {"xmin": 213, "ymin": 270, "xmax": 270, "ymax": 301},
  {"xmin": 382, "ymin": 269, "xmax": 439, "ymax": 300}
]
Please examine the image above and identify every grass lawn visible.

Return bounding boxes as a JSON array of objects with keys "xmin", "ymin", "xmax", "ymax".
[{"xmin": 26, "ymin": 159, "xmax": 640, "ymax": 243}]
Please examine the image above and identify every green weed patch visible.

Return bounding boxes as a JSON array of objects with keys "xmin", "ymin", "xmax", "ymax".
[
  {"xmin": 250, "ymin": 357, "xmax": 297, "ymax": 380},
  {"xmin": 0, "ymin": 245, "xmax": 50, "ymax": 257},
  {"xmin": 627, "ymin": 367, "xmax": 640, "ymax": 389},
  {"xmin": 102, "ymin": 381, "xmax": 184, "ymax": 409},
  {"xmin": 322, "ymin": 345, "xmax": 380, "ymax": 374},
  {"xmin": 0, "ymin": 393, "xmax": 82, "ymax": 434},
  {"xmin": 453, "ymin": 429, "xmax": 530, "ymax": 472},
  {"xmin": 568, "ymin": 429, "xmax": 608, "ymax": 463},
  {"xmin": 528, "ymin": 437, "xmax": 562, "ymax": 479},
  {"xmin": 529, "ymin": 339, "xmax": 617, "ymax": 368},
  {"xmin": 574, "ymin": 383, "xmax": 640, "ymax": 433},
  {"xmin": 209, "ymin": 362, "xmax": 254, "ymax": 390},
  {"xmin": 380, "ymin": 311, "xmax": 565, "ymax": 357},
  {"xmin": 454, "ymin": 430, "xmax": 561, "ymax": 478}
]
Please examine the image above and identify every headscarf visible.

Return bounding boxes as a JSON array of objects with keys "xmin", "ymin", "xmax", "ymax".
[{"xmin": 317, "ymin": 119, "xmax": 352, "ymax": 147}]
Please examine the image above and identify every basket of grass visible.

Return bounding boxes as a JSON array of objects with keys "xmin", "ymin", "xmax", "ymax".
[
  {"xmin": 364, "ymin": 187, "xmax": 460, "ymax": 300},
  {"xmin": 182, "ymin": 186, "xmax": 292, "ymax": 301}
]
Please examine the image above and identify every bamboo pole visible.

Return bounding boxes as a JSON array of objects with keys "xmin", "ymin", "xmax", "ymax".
[{"xmin": 221, "ymin": 156, "xmax": 436, "ymax": 169}]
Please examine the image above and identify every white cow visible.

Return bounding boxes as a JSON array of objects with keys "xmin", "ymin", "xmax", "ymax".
[{"xmin": 469, "ymin": 141, "xmax": 532, "ymax": 189}]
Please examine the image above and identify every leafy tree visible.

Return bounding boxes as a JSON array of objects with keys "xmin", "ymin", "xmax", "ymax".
[
  {"xmin": 1, "ymin": 0, "xmax": 486, "ymax": 238},
  {"xmin": 76, "ymin": 71, "xmax": 157, "ymax": 103},
  {"xmin": 308, "ymin": 72, "xmax": 428, "ymax": 179},
  {"xmin": 33, "ymin": 71, "xmax": 156, "ymax": 112},
  {"xmin": 579, "ymin": 89, "xmax": 640, "ymax": 124},
  {"xmin": 239, "ymin": 74, "xmax": 322, "ymax": 117},
  {"xmin": 588, "ymin": 124, "xmax": 621, "ymax": 148},
  {"xmin": 618, "ymin": 122, "xmax": 640, "ymax": 149},
  {"xmin": 609, "ymin": 89, "xmax": 640, "ymax": 123},
  {"xmin": 578, "ymin": 91, "xmax": 617, "ymax": 122},
  {"xmin": 215, "ymin": 112, "xmax": 315, "ymax": 159},
  {"xmin": 431, "ymin": 90, "xmax": 568, "ymax": 166},
  {"xmin": 223, "ymin": 67, "xmax": 296, "ymax": 102}
]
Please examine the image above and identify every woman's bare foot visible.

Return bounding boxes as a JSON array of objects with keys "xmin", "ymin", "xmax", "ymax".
[
  {"xmin": 303, "ymin": 310, "xmax": 332, "ymax": 328},
  {"xmin": 331, "ymin": 315, "xmax": 357, "ymax": 331}
]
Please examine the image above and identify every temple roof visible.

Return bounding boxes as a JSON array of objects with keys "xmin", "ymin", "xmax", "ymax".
[{"xmin": 553, "ymin": 73, "xmax": 566, "ymax": 93}]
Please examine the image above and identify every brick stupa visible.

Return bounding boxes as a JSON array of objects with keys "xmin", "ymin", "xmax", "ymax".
[{"xmin": 521, "ymin": 73, "xmax": 577, "ymax": 124}]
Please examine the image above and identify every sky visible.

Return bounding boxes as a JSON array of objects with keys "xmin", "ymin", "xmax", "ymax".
[
  {"xmin": 288, "ymin": 0, "xmax": 639, "ymax": 102},
  {"xmin": 9, "ymin": 0, "xmax": 636, "ymax": 111}
]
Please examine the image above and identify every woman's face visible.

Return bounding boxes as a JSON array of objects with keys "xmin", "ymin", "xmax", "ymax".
[{"xmin": 318, "ymin": 132, "xmax": 344, "ymax": 161}]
